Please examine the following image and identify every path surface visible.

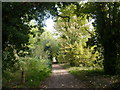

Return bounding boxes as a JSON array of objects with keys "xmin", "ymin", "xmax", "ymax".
[{"xmin": 40, "ymin": 64, "xmax": 85, "ymax": 88}]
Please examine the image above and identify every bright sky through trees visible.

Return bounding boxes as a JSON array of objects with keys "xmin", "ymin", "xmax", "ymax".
[
  {"xmin": 44, "ymin": 17, "xmax": 94, "ymax": 33},
  {"xmin": 44, "ymin": 17, "xmax": 56, "ymax": 33}
]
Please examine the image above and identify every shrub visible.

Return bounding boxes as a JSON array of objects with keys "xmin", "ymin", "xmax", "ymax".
[{"xmin": 2, "ymin": 57, "xmax": 52, "ymax": 88}]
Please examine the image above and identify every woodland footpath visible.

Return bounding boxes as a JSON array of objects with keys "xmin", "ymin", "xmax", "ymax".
[{"xmin": 2, "ymin": 2, "xmax": 120, "ymax": 88}]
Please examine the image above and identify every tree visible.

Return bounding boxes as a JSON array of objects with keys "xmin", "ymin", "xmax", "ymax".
[
  {"xmin": 2, "ymin": 2, "xmax": 56, "ymax": 71},
  {"xmin": 55, "ymin": 3, "xmax": 100, "ymax": 67},
  {"xmin": 80, "ymin": 2, "xmax": 120, "ymax": 74},
  {"xmin": 28, "ymin": 24, "xmax": 59, "ymax": 61},
  {"xmin": 2, "ymin": 3, "xmax": 58, "ymax": 85},
  {"xmin": 93, "ymin": 2, "xmax": 120, "ymax": 74}
]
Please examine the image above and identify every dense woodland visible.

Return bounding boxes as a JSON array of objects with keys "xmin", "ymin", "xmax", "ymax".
[{"xmin": 2, "ymin": 2, "xmax": 120, "ymax": 88}]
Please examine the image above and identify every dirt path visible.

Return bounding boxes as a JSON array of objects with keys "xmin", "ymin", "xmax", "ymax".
[{"xmin": 40, "ymin": 64, "xmax": 85, "ymax": 88}]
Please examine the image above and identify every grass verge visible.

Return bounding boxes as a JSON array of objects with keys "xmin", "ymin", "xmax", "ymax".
[{"xmin": 61, "ymin": 63, "xmax": 120, "ymax": 88}]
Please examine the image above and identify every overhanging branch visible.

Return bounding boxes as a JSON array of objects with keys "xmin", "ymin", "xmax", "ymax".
[{"xmin": 57, "ymin": 14, "xmax": 70, "ymax": 22}]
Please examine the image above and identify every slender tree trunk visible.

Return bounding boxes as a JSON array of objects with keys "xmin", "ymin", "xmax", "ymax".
[{"xmin": 21, "ymin": 70, "xmax": 25, "ymax": 84}]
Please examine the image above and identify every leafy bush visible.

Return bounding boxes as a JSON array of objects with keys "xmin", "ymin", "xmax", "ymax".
[
  {"xmin": 23, "ymin": 57, "xmax": 51, "ymax": 87},
  {"xmin": 2, "ymin": 57, "xmax": 52, "ymax": 88}
]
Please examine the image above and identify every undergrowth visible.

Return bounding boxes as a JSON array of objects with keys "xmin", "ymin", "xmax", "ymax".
[
  {"xmin": 61, "ymin": 64, "xmax": 120, "ymax": 88},
  {"xmin": 2, "ymin": 57, "xmax": 52, "ymax": 88}
]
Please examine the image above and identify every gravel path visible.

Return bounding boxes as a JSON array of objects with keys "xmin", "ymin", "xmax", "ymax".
[{"xmin": 40, "ymin": 64, "xmax": 85, "ymax": 88}]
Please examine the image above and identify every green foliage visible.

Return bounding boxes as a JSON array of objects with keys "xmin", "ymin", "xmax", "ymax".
[
  {"xmin": 2, "ymin": 3, "xmax": 60, "ymax": 86},
  {"xmin": 2, "ymin": 2, "xmax": 120, "ymax": 89},
  {"xmin": 3, "ymin": 57, "xmax": 51, "ymax": 88},
  {"xmin": 21, "ymin": 57, "xmax": 51, "ymax": 87},
  {"xmin": 2, "ymin": 2, "xmax": 56, "ymax": 71},
  {"xmin": 63, "ymin": 2, "xmax": 120, "ymax": 75},
  {"xmin": 28, "ymin": 26, "xmax": 59, "ymax": 60},
  {"xmin": 85, "ymin": 2, "xmax": 120, "ymax": 75},
  {"xmin": 2, "ymin": 3, "xmax": 59, "ymax": 88},
  {"xmin": 55, "ymin": 3, "xmax": 102, "ymax": 67},
  {"xmin": 2, "ymin": 70, "xmax": 21, "ymax": 88},
  {"xmin": 69, "ymin": 67, "xmax": 104, "ymax": 77}
]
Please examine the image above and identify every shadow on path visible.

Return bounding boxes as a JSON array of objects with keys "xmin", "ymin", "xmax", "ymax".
[{"xmin": 40, "ymin": 64, "xmax": 85, "ymax": 88}]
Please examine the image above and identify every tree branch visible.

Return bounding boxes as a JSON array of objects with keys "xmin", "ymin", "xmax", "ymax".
[{"xmin": 57, "ymin": 14, "xmax": 70, "ymax": 22}]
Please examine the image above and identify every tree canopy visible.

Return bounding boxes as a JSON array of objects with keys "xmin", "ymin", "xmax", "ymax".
[{"xmin": 2, "ymin": 3, "xmax": 120, "ymax": 88}]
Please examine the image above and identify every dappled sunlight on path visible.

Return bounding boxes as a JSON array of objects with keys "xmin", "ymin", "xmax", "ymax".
[{"xmin": 40, "ymin": 64, "xmax": 85, "ymax": 88}]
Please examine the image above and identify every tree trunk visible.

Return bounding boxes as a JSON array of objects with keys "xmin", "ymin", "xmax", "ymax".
[
  {"xmin": 95, "ymin": 3, "xmax": 119, "ymax": 75},
  {"xmin": 103, "ymin": 39, "xmax": 117, "ymax": 75},
  {"xmin": 21, "ymin": 70, "xmax": 25, "ymax": 84}
]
